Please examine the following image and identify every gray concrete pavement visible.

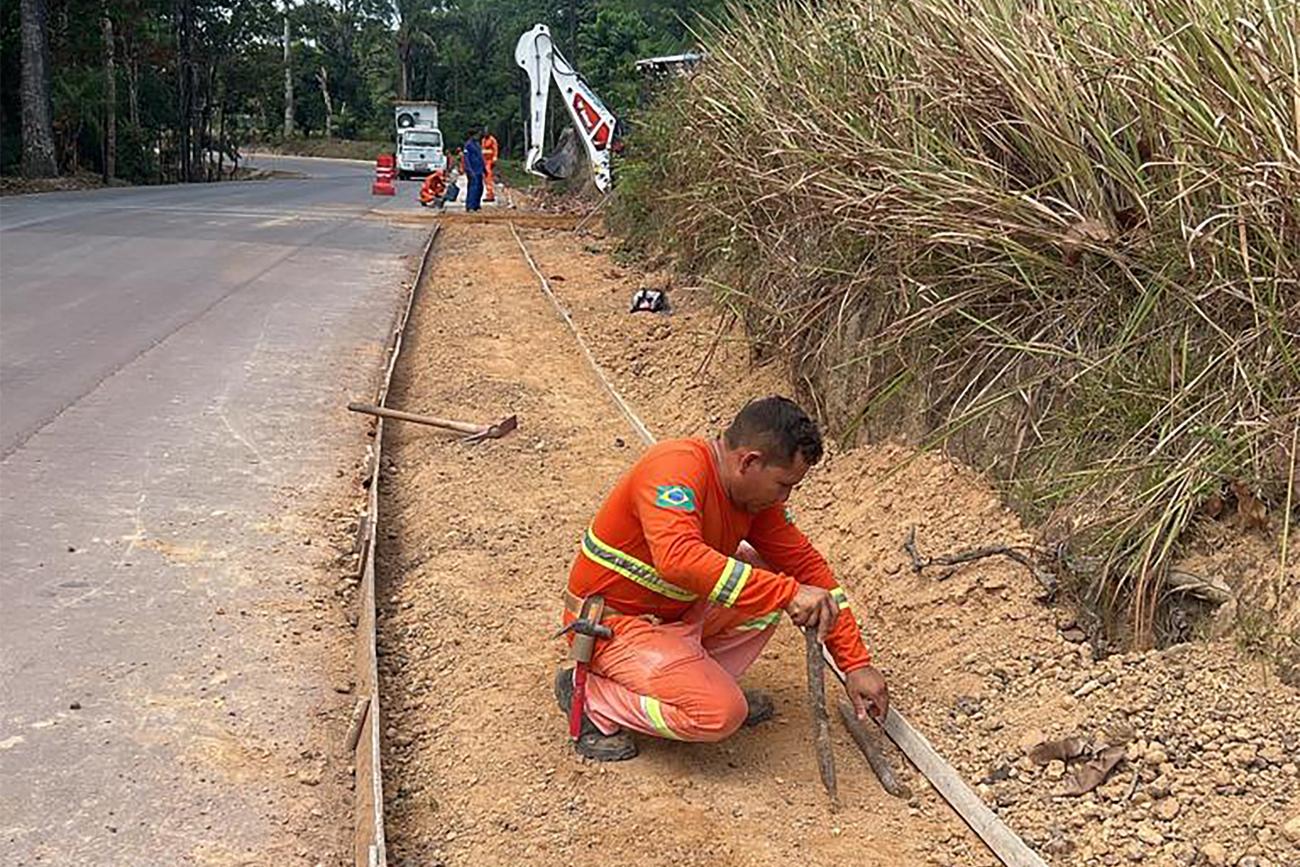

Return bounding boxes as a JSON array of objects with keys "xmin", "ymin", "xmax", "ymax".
[{"xmin": 0, "ymin": 157, "xmax": 432, "ymax": 864}]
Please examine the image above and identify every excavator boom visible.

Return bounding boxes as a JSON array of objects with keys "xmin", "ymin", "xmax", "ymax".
[{"xmin": 514, "ymin": 24, "xmax": 616, "ymax": 192}]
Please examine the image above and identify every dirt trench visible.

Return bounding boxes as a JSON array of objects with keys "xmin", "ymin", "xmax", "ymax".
[
  {"xmin": 375, "ymin": 215, "xmax": 1300, "ymax": 867},
  {"xmin": 373, "ymin": 219, "xmax": 969, "ymax": 866}
]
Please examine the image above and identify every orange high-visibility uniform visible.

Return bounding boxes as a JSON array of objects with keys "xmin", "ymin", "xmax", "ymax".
[
  {"xmin": 481, "ymin": 133, "xmax": 499, "ymax": 201},
  {"xmin": 419, "ymin": 169, "xmax": 446, "ymax": 205},
  {"xmin": 565, "ymin": 438, "xmax": 870, "ymax": 742}
]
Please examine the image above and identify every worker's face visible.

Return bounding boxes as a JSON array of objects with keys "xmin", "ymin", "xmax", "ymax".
[{"xmin": 735, "ymin": 450, "xmax": 810, "ymax": 513}]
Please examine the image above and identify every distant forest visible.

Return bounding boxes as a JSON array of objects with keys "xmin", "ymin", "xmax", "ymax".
[{"xmin": 2, "ymin": 0, "xmax": 725, "ymax": 180}]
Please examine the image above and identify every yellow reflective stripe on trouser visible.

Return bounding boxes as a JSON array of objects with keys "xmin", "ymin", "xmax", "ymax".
[
  {"xmin": 640, "ymin": 695, "xmax": 681, "ymax": 739},
  {"xmin": 830, "ymin": 587, "xmax": 850, "ymax": 610},
  {"xmin": 580, "ymin": 528, "xmax": 698, "ymax": 602},
  {"xmin": 709, "ymin": 557, "xmax": 752, "ymax": 607},
  {"xmin": 737, "ymin": 611, "xmax": 781, "ymax": 631}
]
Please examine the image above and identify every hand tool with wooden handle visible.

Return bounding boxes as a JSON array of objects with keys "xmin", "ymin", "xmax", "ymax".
[
  {"xmin": 804, "ymin": 627, "xmax": 839, "ymax": 810},
  {"xmin": 555, "ymin": 595, "xmax": 611, "ymax": 739},
  {"xmin": 347, "ymin": 402, "xmax": 518, "ymax": 442},
  {"xmin": 821, "ymin": 645, "xmax": 1047, "ymax": 866}
]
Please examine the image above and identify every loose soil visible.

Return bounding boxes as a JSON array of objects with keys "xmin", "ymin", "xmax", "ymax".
[{"xmin": 375, "ymin": 214, "xmax": 1300, "ymax": 867}]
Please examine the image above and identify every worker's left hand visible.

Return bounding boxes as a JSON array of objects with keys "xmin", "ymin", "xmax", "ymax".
[{"xmin": 844, "ymin": 666, "xmax": 889, "ymax": 722}]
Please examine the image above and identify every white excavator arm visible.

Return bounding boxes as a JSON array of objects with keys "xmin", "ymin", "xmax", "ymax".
[{"xmin": 514, "ymin": 24, "xmax": 616, "ymax": 192}]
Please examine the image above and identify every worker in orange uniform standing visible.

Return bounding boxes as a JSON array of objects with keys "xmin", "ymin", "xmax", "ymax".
[
  {"xmin": 556, "ymin": 396, "xmax": 890, "ymax": 760},
  {"xmin": 480, "ymin": 126, "xmax": 499, "ymax": 203}
]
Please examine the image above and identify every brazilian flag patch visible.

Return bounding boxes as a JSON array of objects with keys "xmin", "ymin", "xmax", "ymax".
[
  {"xmin": 784, "ymin": 506, "xmax": 796, "ymax": 525},
  {"xmin": 655, "ymin": 484, "xmax": 697, "ymax": 512}
]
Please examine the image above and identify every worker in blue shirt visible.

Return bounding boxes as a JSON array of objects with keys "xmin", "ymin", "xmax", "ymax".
[{"xmin": 463, "ymin": 131, "xmax": 485, "ymax": 211}]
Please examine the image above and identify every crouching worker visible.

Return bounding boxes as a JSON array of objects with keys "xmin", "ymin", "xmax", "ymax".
[
  {"xmin": 419, "ymin": 168, "xmax": 447, "ymax": 208},
  {"xmin": 555, "ymin": 396, "xmax": 889, "ymax": 760}
]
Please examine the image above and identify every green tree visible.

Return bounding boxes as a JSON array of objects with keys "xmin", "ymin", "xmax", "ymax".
[
  {"xmin": 578, "ymin": 6, "xmax": 649, "ymax": 115},
  {"xmin": 2, "ymin": 0, "xmax": 722, "ymax": 178}
]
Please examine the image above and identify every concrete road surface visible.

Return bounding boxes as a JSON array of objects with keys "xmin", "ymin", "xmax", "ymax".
[{"xmin": 0, "ymin": 157, "xmax": 432, "ymax": 864}]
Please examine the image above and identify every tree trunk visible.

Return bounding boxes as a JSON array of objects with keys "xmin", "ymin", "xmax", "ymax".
[
  {"xmin": 126, "ymin": 50, "xmax": 140, "ymax": 129},
  {"xmin": 199, "ymin": 63, "xmax": 213, "ymax": 180},
  {"xmin": 317, "ymin": 65, "xmax": 333, "ymax": 138},
  {"xmin": 19, "ymin": 0, "xmax": 58, "ymax": 177},
  {"xmin": 567, "ymin": 0, "xmax": 577, "ymax": 62},
  {"xmin": 397, "ymin": 44, "xmax": 409, "ymax": 101},
  {"xmin": 217, "ymin": 91, "xmax": 226, "ymax": 179},
  {"xmin": 175, "ymin": 0, "xmax": 193, "ymax": 181},
  {"xmin": 190, "ymin": 55, "xmax": 206, "ymax": 181},
  {"xmin": 282, "ymin": 10, "xmax": 293, "ymax": 138},
  {"xmin": 102, "ymin": 14, "xmax": 117, "ymax": 182}
]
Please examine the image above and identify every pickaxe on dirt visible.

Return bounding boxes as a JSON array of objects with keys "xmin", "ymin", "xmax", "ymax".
[{"xmin": 346, "ymin": 402, "xmax": 518, "ymax": 443}]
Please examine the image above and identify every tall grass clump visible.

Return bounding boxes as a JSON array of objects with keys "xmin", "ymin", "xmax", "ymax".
[{"xmin": 613, "ymin": 0, "xmax": 1300, "ymax": 643}]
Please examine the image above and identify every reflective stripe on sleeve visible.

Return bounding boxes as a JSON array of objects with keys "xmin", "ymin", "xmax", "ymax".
[
  {"xmin": 737, "ymin": 611, "xmax": 781, "ymax": 631},
  {"xmin": 830, "ymin": 587, "xmax": 850, "ymax": 610},
  {"xmin": 708, "ymin": 557, "xmax": 752, "ymax": 607}
]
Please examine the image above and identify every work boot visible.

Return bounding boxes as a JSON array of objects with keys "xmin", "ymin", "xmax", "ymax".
[
  {"xmin": 553, "ymin": 667, "xmax": 638, "ymax": 762},
  {"xmin": 742, "ymin": 689, "xmax": 776, "ymax": 727}
]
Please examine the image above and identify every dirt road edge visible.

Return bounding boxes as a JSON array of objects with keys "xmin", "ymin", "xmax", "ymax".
[{"xmin": 351, "ymin": 222, "xmax": 440, "ymax": 867}]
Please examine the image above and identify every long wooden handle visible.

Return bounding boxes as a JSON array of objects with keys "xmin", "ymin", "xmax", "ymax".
[
  {"xmin": 347, "ymin": 402, "xmax": 482, "ymax": 435},
  {"xmin": 805, "ymin": 628, "xmax": 839, "ymax": 810},
  {"xmin": 837, "ymin": 698, "xmax": 911, "ymax": 799},
  {"xmin": 820, "ymin": 647, "xmax": 1047, "ymax": 865}
]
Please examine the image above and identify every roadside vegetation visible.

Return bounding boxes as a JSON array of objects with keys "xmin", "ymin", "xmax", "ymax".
[
  {"xmin": 613, "ymin": 0, "xmax": 1300, "ymax": 647},
  {"xmin": 2, "ymin": 0, "xmax": 722, "ymax": 184},
  {"xmin": 250, "ymin": 137, "xmax": 392, "ymax": 162}
]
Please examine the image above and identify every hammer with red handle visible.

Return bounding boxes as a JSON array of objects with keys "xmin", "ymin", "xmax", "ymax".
[{"xmin": 555, "ymin": 595, "xmax": 611, "ymax": 739}]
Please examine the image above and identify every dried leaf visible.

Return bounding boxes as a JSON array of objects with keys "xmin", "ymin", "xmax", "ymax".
[
  {"xmin": 1061, "ymin": 745, "xmax": 1126, "ymax": 796},
  {"xmin": 1029, "ymin": 736, "xmax": 1089, "ymax": 764},
  {"xmin": 1062, "ymin": 218, "xmax": 1113, "ymax": 265},
  {"xmin": 1202, "ymin": 492, "xmax": 1225, "ymax": 519},
  {"xmin": 1229, "ymin": 479, "xmax": 1268, "ymax": 532}
]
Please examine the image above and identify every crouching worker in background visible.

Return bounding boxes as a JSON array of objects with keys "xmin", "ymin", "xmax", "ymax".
[{"xmin": 419, "ymin": 168, "xmax": 447, "ymax": 208}]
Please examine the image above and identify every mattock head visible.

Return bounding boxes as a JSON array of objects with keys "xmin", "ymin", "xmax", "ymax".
[{"xmin": 461, "ymin": 414, "xmax": 518, "ymax": 444}]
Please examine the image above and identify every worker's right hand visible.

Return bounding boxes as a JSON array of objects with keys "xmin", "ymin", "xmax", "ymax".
[{"xmin": 784, "ymin": 584, "xmax": 840, "ymax": 641}]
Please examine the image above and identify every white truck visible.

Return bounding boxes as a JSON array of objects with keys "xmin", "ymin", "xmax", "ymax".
[{"xmin": 393, "ymin": 102, "xmax": 445, "ymax": 180}]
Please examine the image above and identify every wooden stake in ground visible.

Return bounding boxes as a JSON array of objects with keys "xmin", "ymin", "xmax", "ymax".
[{"xmin": 804, "ymin": 628, "xmax": 839, "ymax": 810}]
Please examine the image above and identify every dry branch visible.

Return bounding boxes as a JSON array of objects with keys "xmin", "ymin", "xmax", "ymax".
[{"xmin": 904, "ymin": 525, "xmax": 1057, "ymax": 597}]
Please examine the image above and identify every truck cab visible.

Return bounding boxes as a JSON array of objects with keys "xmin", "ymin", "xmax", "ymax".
[
  {"xmin": 396, "ymin": 128, "xmax": 445, "ymax": 180},
  {"xmin": 393, "ymin": 102, "xmax": 445, "ymax": 180}
]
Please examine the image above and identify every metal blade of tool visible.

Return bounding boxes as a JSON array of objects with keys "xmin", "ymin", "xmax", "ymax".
[
  {"xmin": 823, "ymin": 647, "xmax": 1048, "ymax": 867},
  {"xmin": 346, "ymin": 402, "xmax": 517, "ymax": 441},
  {"xmin": 510, "ymin": 220, "xmax": 1048, "ymax": 867}
]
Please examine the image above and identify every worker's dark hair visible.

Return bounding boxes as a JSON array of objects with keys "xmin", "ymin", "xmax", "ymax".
[{"xmin": 723, "ymin": 396, "xmax": 823, "ymax": 466}]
